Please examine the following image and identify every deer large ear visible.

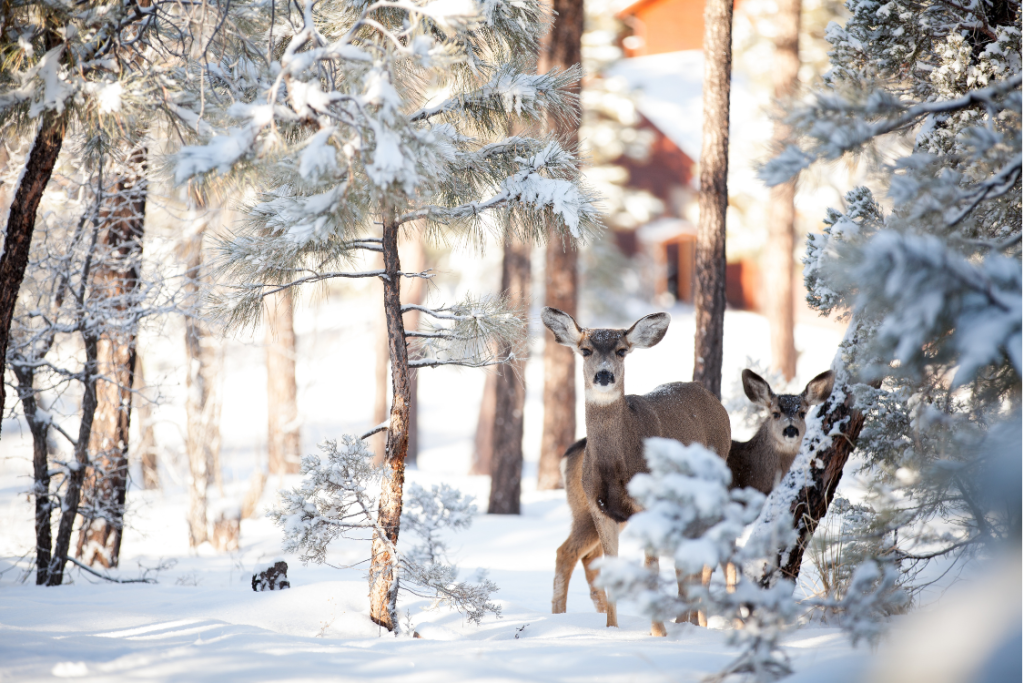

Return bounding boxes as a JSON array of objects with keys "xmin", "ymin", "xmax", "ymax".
[
  {"xmin": 742, "ymin": 369, "xmax": 773, "ymax": 408},
  {"xmin": 802, "ymin": 370, "xmax": 835, "ymax": 405},
  {"xmin": 625, "ymin": 313, "xmax": 671, "ymax": 349},
  {"xmin": 541, "ymin": 307, "xmax": 583, "ymax": 347}
]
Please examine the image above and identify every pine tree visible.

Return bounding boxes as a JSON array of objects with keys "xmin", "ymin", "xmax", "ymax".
[
  {"xmin": 756, "ymin": 0, "xmax": 1021, "ymax": 584},
  {"xmin": 175, "ymin": 0, "xmax": 599, "ymax": 631}
]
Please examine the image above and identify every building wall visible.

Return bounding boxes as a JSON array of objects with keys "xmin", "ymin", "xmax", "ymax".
[{"xmin": 619, "ymin": 0, "xmax": 744, "ymax": 56}]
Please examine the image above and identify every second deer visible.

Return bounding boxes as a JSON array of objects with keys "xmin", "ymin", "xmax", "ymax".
[
  {"xmin": 728, "ymin": 369, "xmax": 835, "ymax": 494},
  {"xmin": 543, "ymin": 308, "xmax": 732, "ymax": 637}
]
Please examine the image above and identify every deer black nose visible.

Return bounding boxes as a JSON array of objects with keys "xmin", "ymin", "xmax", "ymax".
[
  {"xmin": 594, "ymin": 370, "xmax": 615, "ymax": 386},
  {"xmin": 783, "ymin": 425, "xmax": 799, "ymax": 438}
]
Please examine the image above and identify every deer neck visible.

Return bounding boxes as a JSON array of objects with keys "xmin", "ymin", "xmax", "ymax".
[{"xmin": 584, "ymin": 396, "xmax": 631, "ymax": 457}]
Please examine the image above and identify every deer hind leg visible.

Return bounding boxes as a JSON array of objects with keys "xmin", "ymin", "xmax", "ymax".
[
  {"xmin": 676, "ymin": 565, "xmax": 713, "ymax": 627},
  {"xmin": 593, "ymin": 513, "xmax": 621, "ymax": 628},
  {"xmin": 580, "ymin": 544, "xmax": 608, "ymax": 613},
  {"xmin": 553, "ymin": 514, "xmax": 601, "ymax": 614},
  {"xmin": 645, "ymin": 553, "xmax": 667, "ymax": 637}
]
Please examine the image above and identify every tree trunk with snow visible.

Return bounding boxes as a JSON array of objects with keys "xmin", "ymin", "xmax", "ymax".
[
  {"xmin": 752, "ymin": 321, "xmax": 874, "ymax": 585},
  {"xmin": 488, "ymin": 238, "xmax": 531, "ymax": 515},
  {"xmin": 182, "ymin": 192, "xmax": 221, "ymax": 548},
  {"xmin": 764, "ymin": 0, "xmax": 801, "ymax": 381},
  {"xmin": 369, "ymin": 211, "xmax": 413, "ymax": 632},
  {"xmin": 0, "ymin": 111, "xmax": 66, "ymax": 437},
  {"xmin": 77, "ymin": 149, "xmax": 147, "ymax": 568},
  {"xmin": 692, "ymin": 0, "xmax": 733, "ymax": 399},
  {"xmin": 537, "ymin": 0, "xmax": 583, "ymax": 491},
  {"xmin": 266, "ymin": 289, "xmax": 301, "ymax": 475}
]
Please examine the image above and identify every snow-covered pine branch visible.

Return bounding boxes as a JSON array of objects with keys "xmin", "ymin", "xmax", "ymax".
[
  {"xmin": 596, "ymin": 438, "xmax": 907, "ymax": 683},
  {"xmin": 758, "ymin": 0, "xmax": 1021, "ymax": 617},
  {"xmin": 405, "ymin": 295, "xmax": 527, "ymax": 370},
  {"xmin": 270, "ymin": 438, "xmax": 500, "ymax": 626}
]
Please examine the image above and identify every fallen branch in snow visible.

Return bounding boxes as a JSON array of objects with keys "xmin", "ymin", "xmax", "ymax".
[{"xmin": 66, "ymin": 556, "xmax": 157, "ymax": 584}]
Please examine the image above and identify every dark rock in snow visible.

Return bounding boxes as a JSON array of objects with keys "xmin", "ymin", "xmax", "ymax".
[{"xmin": 252, "ymin": 561, "xmax": 290, "ymax": 591}]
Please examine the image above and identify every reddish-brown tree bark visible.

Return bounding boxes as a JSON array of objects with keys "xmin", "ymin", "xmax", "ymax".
[
  {"xmin": 537, "ymin": 0, "xmax": 583, "ymax": 490},
  {"xmin": 764, "ymin": 0, "xmax": 801, "ymax": 381},
  {"xmin": 488, "ymin": 239, "xmax": 531, "ymax": 514},
  {"xmin": 369, "ymin": 210, "xmax": 413, "ymax": 631},
  {"xmin": 266, "ymin": 289, "xmax": 301, "ymax": 475},
  {"xmin": 762, "ymin": 379, "xmax": 873, "ymax": 583},
  {"xmin": 692, "ymin": 0, "xmax": 734, "ymax": 399},
  {"xmin": 77, "ymin": 149, "xmax": 147, "ymax": 568},
  {"xmin": 0, "ymin": 112, "xmax": 66, "ymax": 436}
]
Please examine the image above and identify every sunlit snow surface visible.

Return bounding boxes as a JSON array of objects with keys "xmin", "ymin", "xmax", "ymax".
[{"xmin": 0, "ymin": 302, "xmax": 866, "ymax": 682}]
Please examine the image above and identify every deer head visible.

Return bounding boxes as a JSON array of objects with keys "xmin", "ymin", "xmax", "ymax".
[
  {"xmin": 541, "ymin": 308, "xmax": 671, "ymax": 406},
  {"xmin": 742, "ymin": 369, "xmax": 835, "ymax": 454}
]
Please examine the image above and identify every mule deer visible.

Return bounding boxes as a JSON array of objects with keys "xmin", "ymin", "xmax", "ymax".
[
  {"xmin": 728, "ymin": 369, "xmax": 835, "ymax": 494},
  {"xmin": 543, "ymin": 308, "xmax": 732, "ymax": 636}
]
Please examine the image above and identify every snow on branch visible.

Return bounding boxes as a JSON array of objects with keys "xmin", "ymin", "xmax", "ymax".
[
  {"xmin": 426, "ymin": 140, "xmax": 601, "ymax": 240},
  {"xmin": 850, "ymin": 231, "xmax": 1022, "ymax": 386},
  {"xmin": 760, "ymin": 74, "xmax": 1022, "ymax": 186},
  {"xmin": 597, "ymin": 437, "xmax": 907, "ymax": 682},
  {"xmin": 270, "ymin": 437, "xmax": 499, "ymax": 625},
  {"xmin": 405, "ymin": 295, "xmax": 526, "ymax": 370}
]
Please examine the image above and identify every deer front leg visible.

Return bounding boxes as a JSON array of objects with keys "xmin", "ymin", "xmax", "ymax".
[
  {"xmin": 646, "ymin": 553, "xmax": 667, "ymax": 637},
  {"xmin": 593, "ymin": 513, "xmax": 621, "ymax": 628}
]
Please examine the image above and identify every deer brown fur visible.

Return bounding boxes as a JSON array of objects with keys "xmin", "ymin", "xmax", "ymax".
[
  {"xmin": 728, "ymin": 369, "xmax": 835, "ymax": 494},
  {"xmin": 543, "ymin": 308, "xmax": 732, "ymax": 636}
]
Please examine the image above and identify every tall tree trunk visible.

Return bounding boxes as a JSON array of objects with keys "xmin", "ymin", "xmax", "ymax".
[
  {"xmin": 266, "ymin": 289, "xmax": 301, "ymax": 475},
  {"xmin": 77, "ymin": 148, "xmax": 147, "ymax": 568},
  {"xmin": 182, "ymin": 191, "xmax": 220, "ymax": 548},
  {"xmin": 488, "ymin": 239, "xmax": 531, "ymax": 514},
  {"xmin": 47, "ymin": 332, "xmax": 99, "ymax": 585},
  {"xmin": 134, "ymin": 355, "xmax": 160, "ymax": 490},
  {"xmin": 12, "ymin": 366, "xmax": 54, "ymax": 585},
  {"xmin": 692, "ymin": 0, "xmax": 734, "ymax": 399},
  {"xmin": 764, "ymin": 0, "xmax": 801, "ymax": 382},
  {"xmin": 537, "ymin": 0, "xmax": 583, "ymax": 491},
  {"xmin": 470, "ymin": 372, "xmax": 497, "ymax": 475},
  {"xmin": 0, "ymin": 112, "xmax": 65, "ymax": 437},
  {"xmin": 369, "ymin": 210, "xmax": 412, "ymax": 632}
]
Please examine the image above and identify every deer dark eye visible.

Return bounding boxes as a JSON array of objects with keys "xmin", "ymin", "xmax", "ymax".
[
  {"xmin": 616, "ymin": 349, "xmax": 627, "ymax": 357},
  {"xmin": 799, "ymin": 411, "xmax": 806, "ymax": 419},
  {"xmin": 773, "ymin": 412, "xmax": 781, "ymax": 419},
  {"xmin": 580, "ymin": 348, "xmax": 592, "ymax": 357}
]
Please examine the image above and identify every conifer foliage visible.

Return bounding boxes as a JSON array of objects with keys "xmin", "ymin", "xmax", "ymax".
[
  {"xmin": 759, "ymin": 0, "xmax": 1020, "ymax": 579},
  {"xmin": 174, "ymin": 0, "xmax": 599, "ymax": 630}
]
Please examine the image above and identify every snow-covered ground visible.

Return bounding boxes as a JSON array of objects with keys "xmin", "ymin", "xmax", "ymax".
[{"xmin": 0, "ymin": 297, "xmax": 880, "ymax": 682}]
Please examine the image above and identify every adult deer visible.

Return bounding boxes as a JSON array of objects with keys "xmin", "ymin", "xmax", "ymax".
[
  {"xmin": 543, "ymin": 308, "xmax": 732, "ymax": 636},
  {"xmin": 728, "ymin": 369, "xmax": 835, "ymax": 494}
]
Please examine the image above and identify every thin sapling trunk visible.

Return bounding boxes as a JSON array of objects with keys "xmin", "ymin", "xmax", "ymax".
[{"xmin": 369, "ymin": 210, "xmax": 413, "ymax": 631}]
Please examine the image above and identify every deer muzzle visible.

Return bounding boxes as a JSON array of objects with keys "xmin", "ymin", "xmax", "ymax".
[{"xmin": 594, "ymin": 370, "xmax": 615, "ymax": 386}]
